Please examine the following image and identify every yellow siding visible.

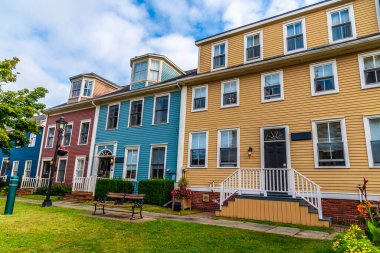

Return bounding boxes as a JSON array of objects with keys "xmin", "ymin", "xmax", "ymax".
[
  {"xmin": 198, "ymin": 0, "xmax": 379, "ymax": 74},
  {"xmin": 184, "ymin": 50, "xmax": 380, "ymax": 194}
]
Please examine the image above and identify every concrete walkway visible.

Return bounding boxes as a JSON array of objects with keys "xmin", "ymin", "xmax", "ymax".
[{"xmin": 13, "ymin": 197, "xmax": 337, "ymax": 240}]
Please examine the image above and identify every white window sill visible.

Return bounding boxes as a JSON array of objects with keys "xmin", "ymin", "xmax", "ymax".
[
  {"xmin": 128, "ymin": 125, "xmax": 143, "ymax": 128},
  {"xmin": 312, "ymin": 90, "xmax": 339, "ymax": 97},
  {"xmin": 244, "ymin": 57, "xmax": 262, "ymax": 64},
  {"xmin": 284, "ymin": 47, "xmax": 307, "ymax": 55},
  {"xmin": 221, "ymin": 104, "xmax": 239, "ymax": 109},
  {"xmin": 191, "ymin": 108, "xmax": 207, "ymax": 113},
  {"xmin": 315, "ymin": 166, "xmax": 350, "ymax": 169},
  {"xmin": 329, "ymin": 36, "xmax": 356, "ymax": 45},
  {"xmin": 188, "ymin": 166, "xmax": 208, "ymax": 169},
  {"xmin": 211, "ymin": 66, "xmax": 227, "ymax": 72},
  {"xmin": 261, "ymin": 98, "xmax": 284, "ymax": 103},
  {"xmin": 361, "ymin": 83, "xmax": 380, "ymax": 90},
  {"xmin": 152, "ymin": 122, "xmax": 169, "ymax": 126},
  {"xmin": 217, "ymin": 166, "xmax": 240, "ymax": 169}
]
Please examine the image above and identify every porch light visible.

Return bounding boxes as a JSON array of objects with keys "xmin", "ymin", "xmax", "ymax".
[
  {"xmin": 110, "ymin": 158, "xmax": 114, "ymax": 165},
  {"xmin": 247, "ymin": 147, "xmax": 253, "ymax": 158},
  {"xmin": 55, "ymin": 115, "xmax": 68, "ymax": 130},
  {"xmin": 50, "ymin": 160, "xmax": 53, "ymax": 166},
  {"xmin": 4, "ymin": 158, "xmax": 9, "ymax": 164}
]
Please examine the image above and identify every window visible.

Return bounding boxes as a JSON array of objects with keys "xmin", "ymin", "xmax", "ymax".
[
  {"xmin": 56, "ymin": 159, "xmax": 67, "ymax": 182},
  {"xmin": 71, "ymin": 80, "xmax": 82, "ymax": 98},
  {"xmin": 62, "ymin": 124, "xmax": 73, "ymax": 146},
  {"xmin": 218, "ymin": 129, "xmax": 239, "ymax": 168},
  {"xmin": 79, "ymin": 121, "xmax": 90, "ymax": 145},
  {"xmin": 310, "ymin": 60, "xmax": 339, "ymax": 96},
  {"xmin": 189, "ymin": 132, "xmax": 207, "ymax": 167},
  {"xmin": 24, "ymin": 160, "xmax": 32, "ymax": 178},
  {"xmin": 132, "ymin": 60, "xmax": 148, "ymax": 83},
  {"xmin": 261, "ymin": 71, "xmax": 284, "ymax": 102},
  {"xmin": 327, "ymin": 5, "xmax": 356, "ymax": 43},
  {"xmin": 150, "ymin": 146, "xmax": 166, "ymax": 179},
  {"xmin": 153, "ymin": 95, "xmax": 169, "ymax": 125},
  {"xmin": 221, "ymin": 79, "xmax": 239, "ymax": 107},
  {"xmin": 11, "ymin": 161, "xmax": 19, "ymax": 176},
  {"xmin": 129, "ymin": 100, "xmax": 143, "ymax": 127},
  {"xmin": 83, "ymin": 80, "xmax": 93, "ymax": 97},
  {"xmin": 377, "ymin": 0, "xmax": 380, "ymax": 31},
  {"xmin": 284, "ymin": 19, "xmax": 306, "ymax": 53},
  {"xmin": 149, "ymin": 60, "xmax": 160, "ymax": 81},
  {"xmin": 107, "ymin": 104, "xmax": 119, "ymax": 130},
  {"xmin": 359, "ymin": 51, "xmax": 380, "ymax": 89},
  {"xmin": 212, "ymin": 42, "xmax": 227, "ymax": 70},
  {"xmin": 28, "ymin": 133, "xmax": 36, "ymax": 147},
  {"xmin": 74, "ymin": 157, "xmax": 85, "ymax": 178},
  {"xmin": 245, "ymin": 31, "xmax": 262, "ymax": 62},
  {"xmin": 312, "ymin": 119, "xmax": 349, "ymax": 168},
  {"xmin": 364, "ymin": 116, "xmax": 380, "ymax": 167},
  {"xmin": 192, "ymin": 86, "xmax": 207, "ymax": 111},
  {"xmin": 46, "ymin": 126, "xmax": 55, "ymax": 148},
  {"xmin": 125, "ymin": 148, "xmax": 139, "ymax": 180}
]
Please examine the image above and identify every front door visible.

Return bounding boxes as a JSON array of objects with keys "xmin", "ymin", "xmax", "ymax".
[
  {"xmin": 97, "ymin": 158, "xmax": 111, "ymax": 178},
  {"xmin": 263, "ymin": 128, "xmax": 288, "ymax": 192},
  {"xmin": 41, "ymin": 161, "xmax": 51, "ymax": 178}
]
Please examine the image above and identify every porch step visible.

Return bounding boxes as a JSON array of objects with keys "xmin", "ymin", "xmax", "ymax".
[
  {"xmin": 216, "ymin": 194, "xmax": 331, "ymax": 228},
  {"xmin": 16, "ymin": 188, "xmax": 34, "ymax": 196},
  {"xmin": 60, "ymin": 191, "xmax": 93, "ymax": 202}
]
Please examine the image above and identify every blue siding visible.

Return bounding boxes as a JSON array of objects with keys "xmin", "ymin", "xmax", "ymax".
[
  {"xmin": 131, "ymin": 81, "xmax": 146, "ymax": 90},
  {"xmin": 0, "ymin": 127, "xmax": 44, "ymax": 179},
  {"xmin": 94, "ymin": 90, "xmax": 181, "ymax": 182},
  {"xmin": 161, "ymin": 62, "xmax": 181, "ymax": 81}
]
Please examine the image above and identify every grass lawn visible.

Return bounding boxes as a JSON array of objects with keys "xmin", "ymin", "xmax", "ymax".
[
  {"xmin": 0, "ymin": 200, "xmax": 332, "ymax": 253},
  {"xmin": 18, "ymin": 195, "xmax": 61, "ymax": 202}
]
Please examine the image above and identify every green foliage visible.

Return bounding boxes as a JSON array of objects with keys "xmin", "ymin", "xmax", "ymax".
[
  {"xmin": 138, "ymin": 179, "xmax": 174, "ymax": 206},
  {"xmin": 332, "ymin": 224, "xmax": 380, "ymax": 253},
  {"xmin": 368, "ymin": 221, "xmax": 380, "ymax": 245},
  {"xmin": 0, "ymin": 57, "xmax": 48, "ymax": 155},
  {"xmin": 95, "ymin": 179, "xmax": 134, "ymax": 200},
  {"xmin": 35, "ymin": 185, "xmax": 71, "ymax": 196},
  {"xmin": 0, "ymin": 180, "xmax": 8, "ymax": 191},
  {"xmin": 178, "ymin": 177, "xmax": 188, "ymax": 189}
]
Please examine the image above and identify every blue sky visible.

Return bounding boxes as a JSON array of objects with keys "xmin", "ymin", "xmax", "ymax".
[{"xmin": 0, "ymin": 0, "xmax": 320, "ymax": 107}]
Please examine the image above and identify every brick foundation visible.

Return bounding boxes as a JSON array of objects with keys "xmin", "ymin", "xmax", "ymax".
[{"xmin": 191, "ymin": 191, "xmax": 220, "ymax": 211}]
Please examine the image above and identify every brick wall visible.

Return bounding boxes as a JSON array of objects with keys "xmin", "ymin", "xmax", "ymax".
[{"xmin": 191, "ymin": 191, "xmax": 220, "ymax": 211}]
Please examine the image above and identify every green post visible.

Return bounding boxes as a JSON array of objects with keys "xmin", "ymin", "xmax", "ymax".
[{"xmin": 4, "ymin": 176, "xmax": 18, "ymax": 215}]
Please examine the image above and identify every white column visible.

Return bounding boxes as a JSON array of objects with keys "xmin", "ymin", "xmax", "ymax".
[{"xmin": 176, "ymin": 85, "xmax": 187, "ymax": 182}]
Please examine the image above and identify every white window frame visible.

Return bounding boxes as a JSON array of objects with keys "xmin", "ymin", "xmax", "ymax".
[
  {"xmin": 326, "ymin": 4, "xmax": 357, "ymax": 44},
  {"xmin": 191, "ymin": 85, "xmax": 208, "ymax": 112},
  {"xmin": 1, "ymin": 157, "xmax": 8, "ymax": 176},
  {"xmin": 312, "ymin": 118, "xmax": 350, "ymax": 169},
  {"xmin": 23, "ymin": 160, "xmax": 32, "ymax": 178},
  {"xmin": 82, "ymin": 79, "xmax": 95, "ymax": 98},
  {"xmin": 364, "ymin": 114, "xmax": 380, "ymax": 168},
  {"xmin": 131, "ymin": 59, "xmax": 149, "ymax": 85},
  {"xmin": 148, "ymin": 144, "xmax": 167, "ymax": 179},
  {"xmin": 283, "ymin": 18, "xmax": 307, "ymax": 55},
  {"xmin": 123, "ymin": 146, "xmax": 140, "ymax": 181},
  {"xmin": 358, "ymin": 50, "xmax": 380, "ymax": 89},
  {"xmin": 39, "ymin": 157, "xmax": 53, "ymax": 178},
  {"xmin": 128, "ymin": 98, "xmax": 144, "ymax": 128},
  {"xmin": 55, "ymin": 157, "xmax": 67, "ymax": 182},
  {"xmin": 310, "ymin": 59, "xmax": 339, "ymax": 96},
  {"xmin": 261, "ymin": 70, "xmax": 284, "ymax": 103},
  {"xmin": 78, "ymin": 119, "xmax": 91, "ymax": 145},
  {"xmin": 376, "ymin": 0, "xmax": 380, "ymax": 31},
  {"xmin": 45, "ymin": 125, "xmax": 56, "ymax": 148},
  {"xmin": 28, "ymin": 133, "xmax": 37, "ymax": 147},
  {"xmin": 70, "ymin": 79, "xmax": 83, "ymax": 98},
  {"xmin": 61, "ymin": 122, "xmax": 74, "ymax": 147},
  {"xmin": 211, "ymin": 40, "xmax": 228, "ymax": 71},
  {"xmin": 188, "ymin": 131, "xmax": 208, "ymax": 168},
  {"xmin": 217, "ymin": 128, "xmax": 240, "ymax": 169},
  {"xmin": 147, "ymin": 59, "xmax": 162, "ymax": 83},
  {"xmin": 244, "ymin": 30, "xmax": 263, "ymax": 63},
  {"xmin": 11, "ymin": 160, "xmax": 19, "ymax": 176},
  {"xmin": 106, "ymin": 103, "xmax": 121, "ymax": 130},
  {"xmin": 221, "ymin": 79, "xmax": 240, "ymax": 108},
  {"xmin": 74, "ymin": 156, "xmax": 86, "ymax": 178},
  {"xmin": 152, "ymin": 93, "xmax": 171, "ymax": 125}
]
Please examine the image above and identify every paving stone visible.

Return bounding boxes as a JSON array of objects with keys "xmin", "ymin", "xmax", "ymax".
[
  {"xmin": 294, "ymin": 230, "xmax": 329, "ymax": 239},
  {"xmin": 266, "ymin": 226, "xmax": 301, "ymax": 236}
]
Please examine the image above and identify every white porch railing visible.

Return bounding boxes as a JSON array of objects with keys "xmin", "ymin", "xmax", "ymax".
[
  {"xmin": 220, "ymin": 168, "xmax": 323, "ymax": 219},
  {"xmin": 20, "ymin": 177, "xmax": 49, "ymax": 189},
  {"xmin": 72, "ymin": 176, "xmax": 97, "ymax": 192},
  {"xmin": 0, "ymin": 175, "xmax": 7, "ymax": 182}
]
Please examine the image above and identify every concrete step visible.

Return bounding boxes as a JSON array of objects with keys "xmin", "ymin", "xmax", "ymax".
[{"xmin": 16, "ymin": 188, "xmax": 34, "ymax": 196}]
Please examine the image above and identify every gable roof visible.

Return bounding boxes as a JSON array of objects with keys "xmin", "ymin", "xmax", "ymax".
[{"xmin": 69, "ymin": 72, "xmax": 120, "ymax": 89}]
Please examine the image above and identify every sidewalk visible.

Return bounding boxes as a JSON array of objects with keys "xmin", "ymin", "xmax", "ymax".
[{"xmin": 14, "ymin": 197, "xmax": 336, "ymax": 240}]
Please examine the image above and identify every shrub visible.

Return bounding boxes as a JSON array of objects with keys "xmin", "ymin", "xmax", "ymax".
[
  {"xmin": 0, "ymin": 180, "xmax": 8, "ymax": 192},
  {"xmin": 95, "ymin": 179, "xmax": 134, "ymax": 200},
  {"xmin": 138, "ymin": 179, "xmax": 174, "ymax": 206},
  {"xmin": 35, "ymin": 185, "xmax": 71, "ymax": 196}
]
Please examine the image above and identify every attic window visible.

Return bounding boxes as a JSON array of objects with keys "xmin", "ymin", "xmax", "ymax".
[
  {"xmin": 83, "ymin": 80, "xmax": 93, "ymax": 97},
  {"xmin": 71, "ymin": 80, "xmax": 82, "ymax": 98},
  {"xmin": 132, "ymin": 60, "xmax": 148, "ymax": 83},
  {"xmin": 149, "ymin": 60, "xmax": 160, "ymax": 81}
]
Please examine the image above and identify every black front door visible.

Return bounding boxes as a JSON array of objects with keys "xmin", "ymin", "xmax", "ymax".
[
  {"xmin": 98, "ymin": 158, "xmax": 111, "ymax": 178},
  {"xmin": 41, "ymin": 161, "xmax": 51, "ymax": 178}
]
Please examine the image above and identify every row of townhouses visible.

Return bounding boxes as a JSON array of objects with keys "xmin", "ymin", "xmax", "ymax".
[{"xmin": 1, "ymin": 0, "xmax": 380, "ymax": 226}]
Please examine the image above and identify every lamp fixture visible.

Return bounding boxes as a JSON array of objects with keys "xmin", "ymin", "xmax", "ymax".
[
  {"xmin": 55, "ymin": 115, "xmax": 68, "ymax": 130},
  {"xmin": 110, "ymin": 158, "xmax": 114, "ymax": 165},
  {"xmin": 248, "ymin": 147, "xmax": 253, "ymax": 158}
]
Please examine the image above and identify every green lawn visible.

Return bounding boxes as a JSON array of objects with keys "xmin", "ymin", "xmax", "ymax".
[
  {"xmin": 18, "ymin": 195, "xmax": 61, "ymax": 202},
  {"xmin": 0, "ymin": 200, "xmax": 332, "ymax": 253}
]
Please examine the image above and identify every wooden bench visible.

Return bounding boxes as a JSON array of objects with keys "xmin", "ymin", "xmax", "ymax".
[{"xmin": 93, "ymin": 193, "xmax": 145, "ymax": 220}]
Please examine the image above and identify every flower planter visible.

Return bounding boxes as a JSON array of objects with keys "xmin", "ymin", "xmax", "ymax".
[
  {"xmin": 57, "ymin": 150, "xmax": 68, "ymax": 156},
  {"xmin": 172, "ymin": 197, "xmax": 192, "ymax": 211}
]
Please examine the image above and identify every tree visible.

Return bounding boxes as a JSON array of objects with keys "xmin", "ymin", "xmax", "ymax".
[{"xmin": 0, "ymin": 57, "xmax": 48, "ymax": 154}]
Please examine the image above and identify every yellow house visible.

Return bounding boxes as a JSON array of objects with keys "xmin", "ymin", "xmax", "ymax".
[{"xmin": 175, "ymin": 0, "xmax": 380, "ymax": 226}]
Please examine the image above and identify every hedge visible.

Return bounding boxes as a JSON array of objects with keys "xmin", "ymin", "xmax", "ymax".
[
  {"xmin": 35, "ymin": 185, "xmax": 71, "ymax": 196},
  {"xmin": 0, "ymin": 180, "xmax": 8, "ymax": 191},
  {"xmin": 95, "ymin": 179, "xmax": 134, "ymax": 200},
  {"xmin": 138, "ymin": 179, "xmax": 174, "ymax": 206}
]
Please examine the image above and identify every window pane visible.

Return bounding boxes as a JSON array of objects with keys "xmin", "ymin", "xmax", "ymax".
[
  {"xmin": 295, "ymin": 22, "xmax": 302, "ymax": 35},
  {"xmin": 370, "ymin": 119, "xmax": 380, "ymax": 141},
  {"xmin": 221, "ymin": 130, "xmax": 237, "ymax": 148},
  {"xmin": 372, "ymin": 141, "xmax": 380, "ymax": 164},
  {"xmin": 247, "ymin": 36, "xmax": 253, "ymax": 47},
  {"xmin": 331, "ymin": 12, "xmax": 340, "ymax": 26},
  {"xmin": 323, "ymin": 64, "xmax": 333, "ymax": 77},
  {"xmin": 340, "ymin": 9, "xmax": 350, "ymax": 23},
  {"xmin": 287, "ymin": 24, "xmax": 295, "ymax": 36},
  {"xmin": 329, "ymin": 122, "xmax": 342, "ymax": 142},
  {"xmin": 317, "ymin": 123, "xmax": 329, "ymax": 142},
  {"xmin": 63, "ymin": 125, "xmax": 72, "ymax": 146},
  {"xmin": 132, "ymin": 61, "xmax": 148, "ymax": 82},
  {"xmin": 224, "ymin": 81, "xmax": 237, "ymax": 93},
  {"xmin": 364, "ymin": 56, "xmax": 375, "ymax": 70}
]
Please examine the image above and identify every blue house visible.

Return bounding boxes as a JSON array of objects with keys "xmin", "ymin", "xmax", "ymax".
[
  {"xmin": 88, "ymin": 54, "xmax": 194, "ymax": 188},
  {"xmin": 0, "ymin": 115, "xmax": 46, "ymax": 182}
]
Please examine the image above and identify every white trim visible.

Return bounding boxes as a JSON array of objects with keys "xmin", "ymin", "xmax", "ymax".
[
  {"xmin": 128, "ymin": 98, "xmax": 144, "ymax": 128},
  {"xmin": 69, "ymin": 78, "xmax": 83, "ymax": 99},
  {"xmin": 152, "ymin": 93, "xmax": 171, "ymax": 125},
  {"xmin": 105, "ymin": 102, "xmax": 120, "ymax": 130},
  {"xmin": 28, "ymin": 133, "xmax": 37, "ymax": 147},
  {"xmin": 220, "ymin": 78, "xmax": 239, "ymax": 108},
  {"xmin": 61, "ymin": 122, "xmax": 74, "ymax": 147},
  {"xmin": 312, "ymin": 118, "xmax": 350, "ymax": 168},
  {"xmin": 23, "ymin": 160, "xmax": 32, "ymax": 177},
  {"xmin": 244, "ymin": 30, "xmax": 263, "ymax": 63},
  {"xmin": 11, "ymin": 160, "xmax": 19, "ymax": 176},
  {"xmin": 147, "ymin": 59, "xmax": 162, "ymax": 84},
  {"xmin": 376, "ymin": 0, "xmax": 380, "ymax": 31},
  {"xmin": 45, "ymin": 125, "xmax": 56, "ymax": 149},
  {"xmin": 283, "ymin": 17, "xmax": 307, "ymax": 55},
  {"xmin": 1, "ymin": 157, "xmax": 9, "ymax": 176},
  {"xmin": 211, "ymin": 40, "xmax": 228, "ymax": 71},
  {"xmin": 197, "ymin": 46, "xmax": 201, "ymax": 74},
  {"xmin": 217, "ymin": 128, "xmax": 240, "ymax": 169},
  {"xmin": 309, "ymin": 59, "xmax": 339, "ymax": 96},
  {"xmin": 261, "ymin": 70, "xmax": 284, "ymax": 103},
  {"xmin": 358, "ymin": 50, "xmax": 380, "ymax": 89},
  {"xmin": 191, "ymin": 85, "xmax": 208, "ymax": 112},
  {"xmin": 74, "ymin": 156, "xmax": 86, "ymax": 178},
  {"xmin": 260, "ymin": 125, "xmax": 291, "ymax": 169},
  {"xmin": 176, "ymin": 86, "xmax": 187, "ymax": 182},
  {"xmin": 36, "ymin": 116, "xmax": 47, "ymax": 177},
  {"xmin": 55, "ymin": 157, "xmax": 67, "ymax": 183},
  {"xmin": 149, "ymin": 144, "xmax": 168, "ymax": 179},
  {"xmin": 326, "ymin": 3, "xmax": 357, "ymax": 44},
  {"xmin": 77, "ymin": 119, "xmax": 91, "ymax": 145},
  {"xmin": 123, "ymin": 146, "xmax": 140, "ymax": 181},
  {"xmin": 363, "ymin": 114, "xmax": 380, "ymax": 168},
  {"xmin": 188, "ymin": 131, "xmax": 209, "ymax": 168},
  {"xmin": 88, "ymin": 105, "xmax": 100, "ymax": 177}
]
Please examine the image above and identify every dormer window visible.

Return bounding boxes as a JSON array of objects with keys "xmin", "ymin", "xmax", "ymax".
[
  {"xmin": 71, "ymin": 80, "xmax": 82, "ymax": 98},
  {"xmin": 132, "ymin": 60, "xmax": 148, "ymax": 83},
  {"xmin": 83, "ymin": 80, "xmax": 93, "ymax": 97},
  {"xmin": 212, "ymin": 42, "xmax": 227, "ymax": 70},
  {"xmin": 149, "ymin": 60, "xmax": 160, "ymax": 81}
]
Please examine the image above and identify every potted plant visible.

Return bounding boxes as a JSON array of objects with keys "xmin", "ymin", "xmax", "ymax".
[
  {"xmin": 57, "ymin": 146, "xmax": 68, "ymax": 156},
  {"xmin": 171, "ymin": 177, "xmax": 192, "ymax": 211}
]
